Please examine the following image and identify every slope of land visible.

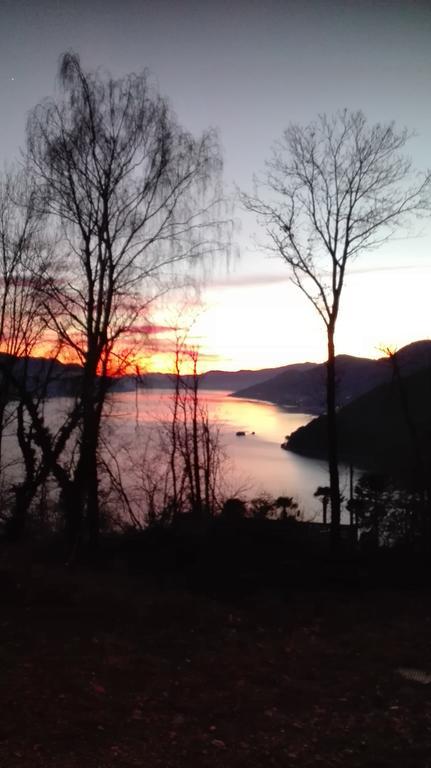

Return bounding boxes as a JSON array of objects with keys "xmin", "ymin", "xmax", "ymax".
[
  {"xmin": 230, "ymin": 340, "xmax": 431, "ymax": 414},
  {"xmin": 285, "ymin": 364, "xmax": 431, "ymax": 474},
  {"xmin": 0, "ymin": 353, "xmax": 84, "ymax": 397}
]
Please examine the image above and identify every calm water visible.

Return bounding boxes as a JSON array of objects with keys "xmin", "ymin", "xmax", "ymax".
[
  {"xmin": 3, "ymin": 388, "xmax": 351, "ymax": 521},
  {"xmin": 101, "ymin": 388, "xmax": 349, "ymax": 520}
]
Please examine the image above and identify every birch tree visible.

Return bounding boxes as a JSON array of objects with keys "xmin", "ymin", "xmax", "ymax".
[{"xmin": 26, "ymin": 51, "xmax": 224, "ymax": 549}]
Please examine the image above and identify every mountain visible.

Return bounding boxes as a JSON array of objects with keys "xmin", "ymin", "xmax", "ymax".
[
  {"xmin": 230, "ymin": 356, "xmax": 383, "ymax": 413},
  {"xmin": 284, "ymin": 363, "xmax": 431, "ymax": 476},
  {"xmin": 0, "ymin": 353, "xmax": 83, "ymax": 397},
  {"xmin": 0, "ymin": 354, "xmax": 295, "ymax": 398},
  {"xmin": 0, "ymin": 354, "xmax": 143, "ymax": 397},
  {"xmin": 3, "ymin": 339, "xmax": 431, "ymax": 404},
  {"xmin": 230, "ymin": 340, "xmax": 431, "ymax": 414},
  {"xmin": 136, "ymin": 364, "xmax": 294, "ymax": 392}
]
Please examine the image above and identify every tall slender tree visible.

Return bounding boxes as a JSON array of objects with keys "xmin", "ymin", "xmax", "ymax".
[{"xmin": 242, "ymin": 110, "xmax": 430, "ymax": 547}]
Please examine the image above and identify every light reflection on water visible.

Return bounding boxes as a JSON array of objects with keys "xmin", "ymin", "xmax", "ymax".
[
  {"xmin": 103, "ymin": 388, "xmax": 349, "ymax": 520},
  {"xmin": 3, "ymin": 389, "xmax": 351, "ymax": 521}
]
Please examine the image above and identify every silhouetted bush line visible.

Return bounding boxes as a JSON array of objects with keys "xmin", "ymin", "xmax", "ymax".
[{"xmin": 4, "ymin": 492, "xmax": 431, "ymax": 593}]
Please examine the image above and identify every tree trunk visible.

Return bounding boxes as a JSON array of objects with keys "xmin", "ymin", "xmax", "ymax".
[
  {"xmin": 73, "ymin": 401, "xmax": 101, "ymax": 551},
  {"xmin": 191, "ymin": 375, "xmax": 203, "ymax": 518},
  {"xmin": 86, "ymin": 448, "xmax": 100, "ymax": 550},
  {"xmin": 326, "ymin": 326, "xmax": 341, "ymax": 549},
  {"xmin": 170, "ymin": 364, "xmax": 181, "ymax": 515},
  {"xmin": 323, "ymin": 498, "xmax": 328, "ymax": 526},
  {"xmin": 6, "ymin": 400, "xmax": 37, "ymax": 541},
  {"xmin": 68, "ymin": 359, "xmax": 104, "ymax": 552}
]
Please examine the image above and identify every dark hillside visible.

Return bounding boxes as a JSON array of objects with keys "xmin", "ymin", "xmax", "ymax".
[
  {"xmin": 231, "ymin": 354, "xmax": 387, "ymax": 412},
  {"xmin": 231, "ymin": 340, "xmax": 431, "ymax": 414},
  {"xmin": 285, "ymin": 365, "xmax": 431, "ymax": 477}
]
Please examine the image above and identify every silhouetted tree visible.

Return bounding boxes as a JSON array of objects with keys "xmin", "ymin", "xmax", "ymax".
[
  {"xmin": 349, "ymin": 473, "xmax": 423, "ymax": 550},
  {"xmin": 165, "ymin": 343, "xmax": 223, "ymax": 520},
  {"xmin": 26, "ymin": 52, "xmax": 224, "ymax": 550},
  {"xmin": 242, "ymin": 110, "xmax": 430, "ymax": 548},
  {"xmin": 0, "ymin": 171, "xmax": 54, "ymax": 537},
  {"xmin": 275, "ymin": 495, "xmax": 299, "ymax": 520},
  {"xmin": 221, "ymin": 497, "xmax": 247, "ymax": 522},
  {"xmin": 248, "ymin": 494, "xmax": 275, "ymax": 520},
  {"xmin": 106, "ymin": 341, "xmax": 225, "ymax": 528},
  {"xmin": 314, "ymin": 486, "xmax": 331, "ymax": 525}
]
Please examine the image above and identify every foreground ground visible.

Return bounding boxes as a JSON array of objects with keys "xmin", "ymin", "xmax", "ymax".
[{"xmin": 1, "ymin": 544, "xmax": 431, "ymax": 767}]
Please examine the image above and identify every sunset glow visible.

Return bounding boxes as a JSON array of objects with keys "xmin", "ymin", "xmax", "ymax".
[{"xmin": 14, "ymin": 253, "xmax": 431, "ymax": 376}]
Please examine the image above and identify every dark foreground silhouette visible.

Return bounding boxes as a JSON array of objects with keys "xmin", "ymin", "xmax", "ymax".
[{"xmin": 1, "ymin": 525, "xmax": 431, "ymax": 768}]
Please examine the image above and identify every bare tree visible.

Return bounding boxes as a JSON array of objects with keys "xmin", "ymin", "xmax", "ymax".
[
  {"xmin": 0, "ymin": 171, "xmax": 53, "ymax": 536},
  {"xmin": 98, "ymin": 341, "xmax": 225, "ymax": 530},
  {"xmin": 166, "ymin": 344, "xmax": 223, "ymax": 520},
  {"xmin": 242, "ymin": 110, "xmax": 430, "ymax": 547},
  {"xmin": 314, "ymin": 486, "xmax": 331, "ymax": 525},
  {"xmin": 26, "ymin": 51, "xmax": 225, "ymax": 549}
]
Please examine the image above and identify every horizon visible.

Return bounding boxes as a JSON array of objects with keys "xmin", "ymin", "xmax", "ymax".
[{"xmin": 11, "ymin": 335, "xmax": 431, "ymax": 377}]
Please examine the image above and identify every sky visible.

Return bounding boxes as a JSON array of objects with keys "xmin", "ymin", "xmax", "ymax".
[{"xmin": 1, "ymin": 0, "xmax": 430, "ymax": 371}]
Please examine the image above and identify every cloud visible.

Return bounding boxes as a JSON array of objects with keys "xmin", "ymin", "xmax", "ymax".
[
  {"xmin": 135, "ymin": 336, "xmax": 219, "ymax": 360},
  {"xmin": 128, "ymin": 324, "xmax": 179, "ymax": 336},
  {"xmin": 349, "ymin": 263, "xmax": 431, "ymax": 275},
  {"xmin": 205, "ymin": 262, "xmax": 431, "ymax": 290},
  {"xmin": 205, "ymin": 272, "xmax": 289, "ymax": 290}
]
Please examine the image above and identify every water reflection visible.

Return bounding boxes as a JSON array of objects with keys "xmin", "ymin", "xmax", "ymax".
[
  {"xmin": 3, "ymin": 389, "xmax": 349, "ymax": 523},
  {"xmin": 105, "ymin": 389, "xmax": 345, "ymax": 519}
]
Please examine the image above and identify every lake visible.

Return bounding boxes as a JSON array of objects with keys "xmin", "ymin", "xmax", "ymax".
[
  {"xmin": 100, "ymin": 388, "xmax": 351, "ymax": 521},
  {"xmin": 3, "ymin": 388, "xmax": 352, "ymax": 523}
]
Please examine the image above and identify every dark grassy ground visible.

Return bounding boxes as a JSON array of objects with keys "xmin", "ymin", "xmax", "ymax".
[{"xmin": 1, "ymin": 542, "xmax": 431, "ymax": 767}]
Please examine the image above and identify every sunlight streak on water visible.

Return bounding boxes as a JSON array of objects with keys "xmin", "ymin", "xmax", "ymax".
[
  {"xmin": 102, "ymin": 389, "xmax": 343, "ymax": 519},
  {"xmin": 2, "ymin": 389, "xmax": 351, "ymax": 522}
]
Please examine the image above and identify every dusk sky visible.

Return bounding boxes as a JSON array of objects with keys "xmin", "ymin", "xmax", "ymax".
[{"xmin": 1, "ymin": 0, "xmax": 430, "ymax": 371}]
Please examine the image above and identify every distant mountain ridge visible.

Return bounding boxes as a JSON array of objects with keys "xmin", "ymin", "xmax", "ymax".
[
  {"xmin": 230, "ymin": 340, "xmax": 431, "ymax": 414},
  {"xmin": 141, "ymin": 364, "xmax": 295, "ymax": 393},
  {"xmin": 1, "ymin": 340, "xmax": 430, "ymax": 404},
  {"xmin": 0, "ymin": 354, "xmax": 295, "ymax": 398},
  {"xmin": 0, "ymin": 353, "xmax": 83, "ymax": 397}
]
